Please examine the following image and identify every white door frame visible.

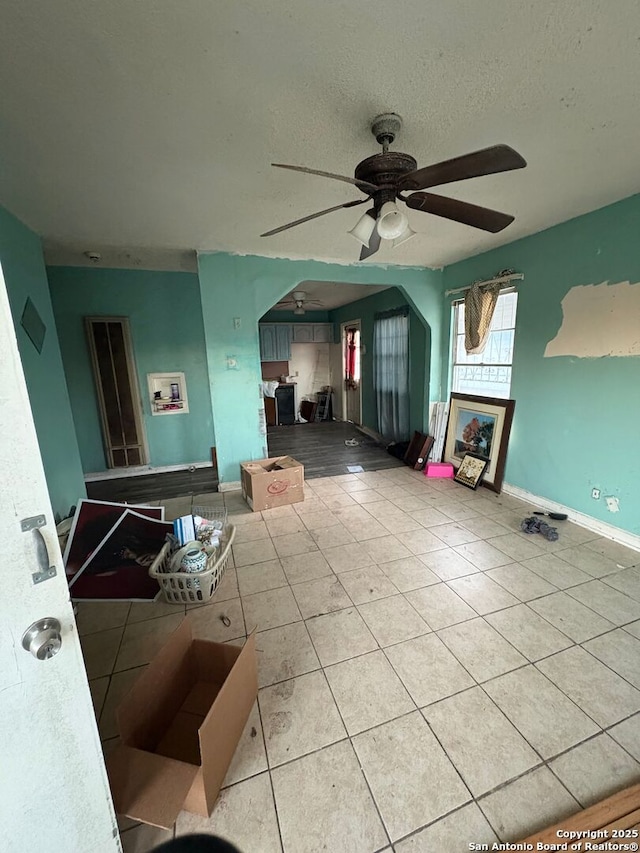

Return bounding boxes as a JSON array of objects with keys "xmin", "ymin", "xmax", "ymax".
[
  {"xmin": 340, "ymin": 319, "xmax": 363, "ymax": 424},
  {"xmin": 0, "ymin": 266, "xmax": 120, "ymax": 852}
]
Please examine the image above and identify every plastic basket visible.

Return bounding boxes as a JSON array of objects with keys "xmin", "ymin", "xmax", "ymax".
[
  {"xmin": 192, "ymin": 506, "xmax": 227, "ymax": 528},
  {"xmin": 149, "ymin": 513, "xmax": 235, "ymax": 605}
]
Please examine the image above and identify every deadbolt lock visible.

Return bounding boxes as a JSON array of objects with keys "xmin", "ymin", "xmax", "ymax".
[{"xmin": 22, "ymin": 618, "xmax": 62, "ymax": 660}]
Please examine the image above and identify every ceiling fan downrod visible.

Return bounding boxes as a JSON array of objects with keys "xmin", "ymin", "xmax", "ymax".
[{"xmin": 370, "ymin": 113, "xmax": 403, "ymax": 153}]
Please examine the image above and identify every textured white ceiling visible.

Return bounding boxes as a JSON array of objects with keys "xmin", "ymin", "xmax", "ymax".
[
  {"xmin": 271, "ymin": 282, "xmax": 390, "ymax": 311},
  {"xmin": 1, "ymin": 1, "xmax": 639, "ymax": 270}
]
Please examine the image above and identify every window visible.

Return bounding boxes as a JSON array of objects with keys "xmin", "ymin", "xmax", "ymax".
[{"xmin": 451, "ymin": 290, "xmax": 518, "ymax": 399}]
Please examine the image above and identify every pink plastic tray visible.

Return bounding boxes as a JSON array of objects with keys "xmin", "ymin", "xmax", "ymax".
[{"xmin": 425, "ymin": 462, "xmax": 454, "ymax": 479}]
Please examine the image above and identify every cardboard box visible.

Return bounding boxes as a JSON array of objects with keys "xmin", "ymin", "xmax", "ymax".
[
  {"xmin": 240, "ymin": 455, "xmax": 304, "ymax": 512},
  {"xmin": 106, "ymin": 618, "xmax": 257, "ymax": 829}
]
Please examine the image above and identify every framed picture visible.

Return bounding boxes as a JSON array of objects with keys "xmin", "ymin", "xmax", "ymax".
[
  {"xmin": 62, "ymin": 499, "xmax": 164, "ymax": 581},
  {"xmin": 442, "ymin": 393, "xmax": 515, "ymax": 493},
  {"xmin": 454, "ymin": 453, "xmax": 489, "ymax": 490},
  {"xmin": 69, "ymin": 510, "xmax": 173, "ymax": 601}
]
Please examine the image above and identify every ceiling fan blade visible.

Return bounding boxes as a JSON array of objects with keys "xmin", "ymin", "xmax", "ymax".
[
  {"xmin": 359, "ymin": 226, "xmax": 381, "ymax": 260},
  {"xmin": 398, "ymin": 145, "xmax": 526, "ymax": 191},
  {"xmin": 261, "ymin": 198, "xmax": 367, "ymax": 237},
  {"xmin": 272, "ymin": 163, "xmax": 379, "ymax": 194},
  {"xmin": 405, "ymin": 192, "xmax": 514, "ymax": 233}
]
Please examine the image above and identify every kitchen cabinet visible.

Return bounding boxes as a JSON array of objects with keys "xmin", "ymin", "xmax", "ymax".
[
  {"xmin": 292, "ymin": 324, "xmax": 314, "ymax": 343},
  {"xmin": 261, "ymin": 323, "xmax": 332, "ymax": 357},
  {"xmin": 275, "ymin": 324, "xmax": 292, "ymax": 359},
  {"xmin": 259, "ymin": 325, "xmax": 276, "ymax": 361},
  {"xmin": 312, "ymin": 323, "xmax": 333, "ymax": 343},
  {"xmin": 259, "ymin": 324, "xmax": 291, "ymax": 361},
  {"xmin": 291, "ymin": 323, "xmax": 333, "ymax": 344}
]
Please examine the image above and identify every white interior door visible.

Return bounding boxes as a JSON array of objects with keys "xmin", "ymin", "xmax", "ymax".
[{"xmin": 0, "ymin": 268, "xmax": 120, "ymax": 852}]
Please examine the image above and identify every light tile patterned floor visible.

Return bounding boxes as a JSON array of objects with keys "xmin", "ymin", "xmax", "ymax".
[{"xmin": 77, "ymin": 469, "xmax": 640, "ymax": 853}]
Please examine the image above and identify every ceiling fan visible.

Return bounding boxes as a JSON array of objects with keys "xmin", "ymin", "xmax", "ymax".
[
  {"xmin": 261, "ymin": 114, "xmax": 526, "ymax": 260},
  {"xmin": 275, "ymin": 290, "xmax": 324, "ymax": 315}
]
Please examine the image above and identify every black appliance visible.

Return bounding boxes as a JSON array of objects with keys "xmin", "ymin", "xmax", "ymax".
[{"xmin": 275, "ymin": 384, "xmax": 296, "ymax": 425}]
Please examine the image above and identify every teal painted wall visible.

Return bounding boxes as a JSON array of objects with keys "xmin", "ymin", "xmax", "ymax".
[
  {"xmin": 443, "ymin": 193, "xmax": 640, "ymax": 535},
  {"xmin": 197, "ymin": 252, "xmax": 443, "ymax": 483},
  {"xmin": 329, "ymin": 288, "xmax": 429, "ymax": 439},
  {"xmin": 48, "ymin": 267, "xmax": 214, "ymax": 473},
  {"xmin": 0, "ymin": 206, "xmax": 85, "ymax": 518}
]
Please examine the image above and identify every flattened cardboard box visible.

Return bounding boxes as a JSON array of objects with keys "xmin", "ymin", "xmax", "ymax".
[
  {"xmin": 106, "ymin": 618, "xmax": 257, "ymax": 829},
  {"xmin": 240, "ymin": 455, "xmax": 304, "ymax": 512}
]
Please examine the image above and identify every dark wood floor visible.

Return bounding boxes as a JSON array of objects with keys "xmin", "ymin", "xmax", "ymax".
[
  {"xmin": 86, "ymin": 466, "xmax": 218, "ymax": 503},
  {"xmin": 85, "ymin": 422, "xmax": 401, "ymax": 503},
  {"xmin": 267, "ymin": 421, "xmax": 403, "ymax": 479}
]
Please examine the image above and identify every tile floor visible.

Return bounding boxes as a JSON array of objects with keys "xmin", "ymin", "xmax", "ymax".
[{"xmin": 77, "ymin": 471, "xmax": 640, "ymax": 853}]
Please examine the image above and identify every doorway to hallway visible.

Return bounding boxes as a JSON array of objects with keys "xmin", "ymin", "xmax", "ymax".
[{"xmin": 341, "ymin": 319, "xmax": 362, "ymax": 426}]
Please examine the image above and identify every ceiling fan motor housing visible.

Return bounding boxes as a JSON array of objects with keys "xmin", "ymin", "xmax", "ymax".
[{"xmin": 355, "ymin": 152, "xmax": 418, "ymax": 211}]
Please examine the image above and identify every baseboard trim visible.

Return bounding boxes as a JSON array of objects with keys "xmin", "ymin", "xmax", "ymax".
[
  {"xmin": 218, "ymin": 480, "xmax": 242, "ymax": 493},
  {"xmin": 503, "ymin": 482, "xmax": 640, "ymax": 553},
  {"xmin": 84, "ymin": 461, "xmax": 212, "ymax": 482}
]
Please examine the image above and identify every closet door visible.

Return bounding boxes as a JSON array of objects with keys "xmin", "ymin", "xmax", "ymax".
[{"xmin": 85, "ymin": 317, "xmax": 148, "ymax": 468}]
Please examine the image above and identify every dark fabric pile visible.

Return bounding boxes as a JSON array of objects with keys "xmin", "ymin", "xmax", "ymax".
[{"xmin": 521, "ymin": 516, "xmax": 559, "ymax": 541}]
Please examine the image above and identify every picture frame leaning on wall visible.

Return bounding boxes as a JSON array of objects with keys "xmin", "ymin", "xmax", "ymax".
[
  {"xmin": 442, "ymin": 393, "xmax": 516, "ymax": 493},
  {"xmin": 454, "ymin": 452, "xmax": 489, "ymax": 490}
]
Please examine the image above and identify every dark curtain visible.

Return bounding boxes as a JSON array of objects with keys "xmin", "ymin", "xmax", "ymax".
[{"xmin": 373, "ymin": 309, "xmax": 410, "ymax": 442}]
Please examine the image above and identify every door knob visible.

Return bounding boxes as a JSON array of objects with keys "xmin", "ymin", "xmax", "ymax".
[{"xmin": 22, "ymin": 618, "xmax": 62, "ymax": 660}]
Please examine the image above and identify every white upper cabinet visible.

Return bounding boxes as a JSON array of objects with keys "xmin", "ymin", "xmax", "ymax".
[
  {"xmin": 312, "ymin": 324, "xmax": 333, "ymax": 343},
  {"xmin": 292, "ymin": 324, "xmax": 315, "ymax": 343},
  {"xmin": 291, "ymin": 323, "xmax": 333, "ymax": 344}
]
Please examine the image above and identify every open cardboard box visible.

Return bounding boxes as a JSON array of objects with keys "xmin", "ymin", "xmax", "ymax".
[
  {"xmin": 106, "ymin": 618, "xmax": 257, "ymax": 829},
  {"xmin": 240, "ymin": 455, "xmax": 304, "ymax": 512}
]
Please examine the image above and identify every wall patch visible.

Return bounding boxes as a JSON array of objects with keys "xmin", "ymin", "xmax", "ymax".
[{"xmin": 545, "ymin": 280, "xmax": 640, "ymax": 358}]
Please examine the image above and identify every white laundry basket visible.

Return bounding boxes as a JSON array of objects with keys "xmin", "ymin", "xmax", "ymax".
[{"xmin": 149, "ymin": 508, "xmax": 235, "ymax": 605}]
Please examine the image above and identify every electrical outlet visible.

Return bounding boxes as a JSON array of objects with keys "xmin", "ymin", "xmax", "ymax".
[
  {"xmin": 591, "ymin": 488, "xmax": 601, "ymax": 500},
  {"xmin": 605, "ymin": 496, "xmax": 620, "ymax": 513},
  {"xmin": 233, "ymin": 317, "xmax": 241, "ymax": 329}
]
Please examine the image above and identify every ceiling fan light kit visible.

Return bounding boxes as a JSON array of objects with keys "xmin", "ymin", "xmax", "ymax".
[
  {"xmin": 348, "ymin": 210, "xmax": 377, "ymax": 246},
  {"xmin": 376, "ymin": 201, "xmax": 409, "ymax": 240},
  {"xmin": 392, "ymin": 223, "xmax": 417, "ymax": 249},
  {"xmin": 263, "ymin": 113, "xmax": 526, "ymax": 260}
]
